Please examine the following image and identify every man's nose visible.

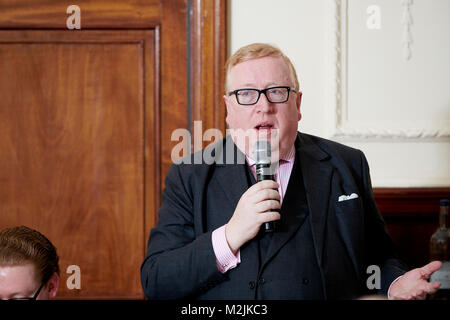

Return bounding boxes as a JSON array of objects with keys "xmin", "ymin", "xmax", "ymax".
[{"xmin": 255, "ymin": 93, "xmax": 273, "ymax": 113}]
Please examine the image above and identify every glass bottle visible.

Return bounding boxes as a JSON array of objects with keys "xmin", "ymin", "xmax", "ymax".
[{"xmin": 429, "ymin": 199, "xmax": 450, "ymax": 300}]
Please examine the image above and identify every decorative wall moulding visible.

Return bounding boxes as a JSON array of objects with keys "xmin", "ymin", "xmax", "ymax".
[
  {"xmin": 327, "ymin": 0, "xmax": 450, "ymax": 141},
  {"xmin": 401, "ymin": 0, "xmax": 413, "ymax": 61}
]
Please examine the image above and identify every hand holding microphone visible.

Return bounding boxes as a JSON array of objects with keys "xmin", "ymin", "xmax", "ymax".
[
  {"xmin": 253, "ymin": 140, "xmax": 280, "ymax": 233},
  {"xmin": 225, "ymin": 141, "xmax": 281, "ymax": 254}
]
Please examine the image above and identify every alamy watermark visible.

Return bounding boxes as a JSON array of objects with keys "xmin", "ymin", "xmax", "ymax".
[
  {"xmin": 66, "ymin": 264, "xmax": 81, "ymax": 290},
  {"xmin": 66, "ymin": 5, "xmax": 81, "ymax": 30},
  {"xmin": 366, "ymin": 265, "xmax": 381, "ymax": 290},
  {"xmin": 366, "ymin": 5, "xmax": 381, "ymax": 30},
  {"xmin": 171, "ymin": 121, "xmax": 280, "ymax": 165}
]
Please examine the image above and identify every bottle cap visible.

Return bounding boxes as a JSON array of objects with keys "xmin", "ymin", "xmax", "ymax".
[{"xmin": 440, "ymin": 199, "xmax": 449, "ymax": 206}]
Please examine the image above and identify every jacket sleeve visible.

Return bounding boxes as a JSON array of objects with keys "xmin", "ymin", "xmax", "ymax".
[
  {"xmin": 358, "ymin": 150, "xmax": 408, "ymax": 295},
  {"xmin": 140, "ymin": 163, "xmax": 227, "ymax": 299}
]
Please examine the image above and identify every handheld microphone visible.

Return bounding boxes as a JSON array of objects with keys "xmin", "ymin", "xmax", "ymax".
[{"xmin": 253, "ymin": 140, "xmax": 278, "ymax": 233}]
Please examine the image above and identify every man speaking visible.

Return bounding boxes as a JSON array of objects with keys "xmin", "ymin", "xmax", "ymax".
[{"xmin": 140, "ymin": 43, "xmax": 442, "ymax": 300}]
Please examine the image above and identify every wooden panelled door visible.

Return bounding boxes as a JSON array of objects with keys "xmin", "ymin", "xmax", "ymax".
[{"xmin": 0, "ymin": 0, "xmax": 226, "ymax": 299}]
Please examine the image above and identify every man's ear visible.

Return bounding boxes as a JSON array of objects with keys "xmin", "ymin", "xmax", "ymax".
[
  {"xmin": 46, "ymin": 272, "xmax": 60, "ymax": 299},
  {"xmin": 297, "ymin": 91, "xmax": 302, "ymax": 121},
  {"xmin": 224, "ymin": 94, "xmax": 232, "ymax": 126},
  {"xmin": 224, "ymin": 94, "xmax": 231, "ymax": 111}
]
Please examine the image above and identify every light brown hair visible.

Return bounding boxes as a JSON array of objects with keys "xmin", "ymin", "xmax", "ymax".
[
  {"xmin": 0, "ymin": 226, "xmax": 60, "ymax": 284},
  {"xmin": 224, "ymin": 43, "xmax": 300, "ymax": 92}
]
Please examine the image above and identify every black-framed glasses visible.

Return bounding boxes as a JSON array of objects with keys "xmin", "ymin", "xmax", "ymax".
[
  {"xmin": 228, "ymin": 86, "xmax": 297, "ymax": 106},
  {"xmin": 8, "ymin": 282, "xmax": 44, "ymax": 300}
]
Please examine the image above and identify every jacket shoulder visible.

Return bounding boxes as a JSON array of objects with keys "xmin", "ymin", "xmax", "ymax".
[
  {"xmin": 166, "ymin": 136, "xmax": 237, "ymax": 183},
  {"xmin": 299, "ymin": 132, "xmax": 364, "ymax": 161}
]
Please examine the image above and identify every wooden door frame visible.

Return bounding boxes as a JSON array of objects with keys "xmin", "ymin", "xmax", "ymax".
[{"xmin": 188, "ymin": 0, "xmax": 227, "ymax": 136}]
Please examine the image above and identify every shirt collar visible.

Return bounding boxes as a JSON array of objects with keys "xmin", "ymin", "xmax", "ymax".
[{"xmin": 246, "ymin": 144, "xmax": 295, "ymax": 166}]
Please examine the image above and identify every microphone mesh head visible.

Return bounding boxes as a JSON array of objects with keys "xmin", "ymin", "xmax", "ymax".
[{"xmin": 253, "ymin": 140, "xmax": 271, "ymax": 164}]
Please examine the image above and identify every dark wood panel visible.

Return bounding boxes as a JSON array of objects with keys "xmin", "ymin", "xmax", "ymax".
[
  {"xmin": 0, "ymin": 0, "xmax": 161, "ymax": 28},
  {"xmin": 159, "ymin": 0, "xmax": 188, "ymax": 191},
  {"xmin": 374, "ymin": 187, "xmax": 450, "ymax": 269},
  {"xmin": 0, "ymin": 30, "xmax": 156, "ymax": 299}
]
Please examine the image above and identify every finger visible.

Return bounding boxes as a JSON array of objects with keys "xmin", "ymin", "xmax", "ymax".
[
  {"xmin": 412, "ymin": 281, "xmax": 440, "ymax": 300},
  {"xmin": 259, "ymin": 211, "xmax": 281, "ymax": 223},
  {"xmin": 416, "ymin": 293, "xmax": 427, "ymax": 300},
  {"xmin": 251, "ymin": 188, "xmax": 281, "ymax": 203},
  {"xmin": 247, "ymin": 180, "xmax": 279, "ymax": 195},
  {"xmin": 419, "ymin": 261, "xmax": 443, "ymax": 279},
  {"xmin": 425, "ymin": 281, "xmax": 441, "ymax": 293},
  {"xmin": 412, "ymin": 287, "xmax": 427, "ymax": 300},
  {"xmin": 255, "ymin": 199, "xmax": 281, "ymax": 213}
]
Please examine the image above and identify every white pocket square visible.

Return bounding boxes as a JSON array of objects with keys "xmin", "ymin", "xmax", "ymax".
[{"xmin": 338, "ymin": 193, "xmax": 359, "ymax": 202}]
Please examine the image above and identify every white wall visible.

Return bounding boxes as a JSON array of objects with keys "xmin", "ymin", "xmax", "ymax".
[{"xmin": 228, "ymin": 0, "xmax": 450, "ymax": 187}]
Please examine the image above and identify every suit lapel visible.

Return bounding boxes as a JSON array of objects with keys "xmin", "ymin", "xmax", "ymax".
[
  {"xmin": 299, "ymin": 140, "xmax": 332, "ymax": 268},
  {"xmin": 260, "ymin": 153, "xmax": 306, "ymax": 268},
  {"xmin": 213, "ymin": 140, "xmax": 250, "ymax": 213},
  {"xmin": 261, "ymin": 134, "xmax": 333, "ymax": 269}
]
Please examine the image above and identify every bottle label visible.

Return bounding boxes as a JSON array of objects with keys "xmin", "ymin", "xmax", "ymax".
[{"xmin": 430, "ymin": 261, "xmax": 450, "ymax": 289}]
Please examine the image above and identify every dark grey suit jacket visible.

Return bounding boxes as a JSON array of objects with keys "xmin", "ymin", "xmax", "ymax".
[{"xmin": 140, "ymin": 132, "xmax": 407, "ymax": 299}]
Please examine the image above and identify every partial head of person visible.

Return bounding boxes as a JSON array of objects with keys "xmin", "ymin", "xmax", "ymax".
[
  {"xmin": 223, "ymin": 43, "xmax": 302, "ymax": 160},
  {"xmin": 0, "ymin": 226, "xmax": 60, "ymax": 300}
]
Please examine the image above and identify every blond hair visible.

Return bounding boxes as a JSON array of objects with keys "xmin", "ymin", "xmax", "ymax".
[{"xmin": 224, "ymin": 43, "xmax": 299, "ymax": 92}]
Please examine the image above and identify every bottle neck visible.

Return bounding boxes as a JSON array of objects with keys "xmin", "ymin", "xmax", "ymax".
[{"xmin": 439, "ymin": 205, "xmax": 448, "ymax": 228}]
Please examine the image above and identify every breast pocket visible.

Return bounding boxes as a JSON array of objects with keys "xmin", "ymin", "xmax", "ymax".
[
  {"xmin": 334, "ymin": 197, "xmax": 364, "ymax": 244},
  {"xmin": 335, "ymin": 196, "xmax": 363, "ymax": 223},
  {"xmin": 335, "ymin": 197, "xmax": 362, "ymax": 217}
]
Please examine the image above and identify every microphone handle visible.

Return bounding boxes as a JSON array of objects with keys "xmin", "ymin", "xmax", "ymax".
[
  {"xmin": 255, "ymin": 164, "xmax": 278, "ymax": 233},
  {"xmin": 263, "ymin": 220, "xmax": 275, "ymax": 233}
]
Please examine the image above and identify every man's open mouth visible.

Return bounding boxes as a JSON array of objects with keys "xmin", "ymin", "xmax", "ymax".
[{"xmin": 255, "ymin": 123, "xmax": 274, "ymax": 131}]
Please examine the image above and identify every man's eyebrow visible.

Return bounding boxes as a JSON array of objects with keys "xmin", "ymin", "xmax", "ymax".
[
  {"xmin": 235, "ymin": 83, "xmax": 257, "ymax": 88},
  {"xmin": 235, "ymin": 82, "xmax": 285, "ymax": 89},
  {"xmin": 265, "ymin": 82, "xmax": 283, "ymax": 87}
]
